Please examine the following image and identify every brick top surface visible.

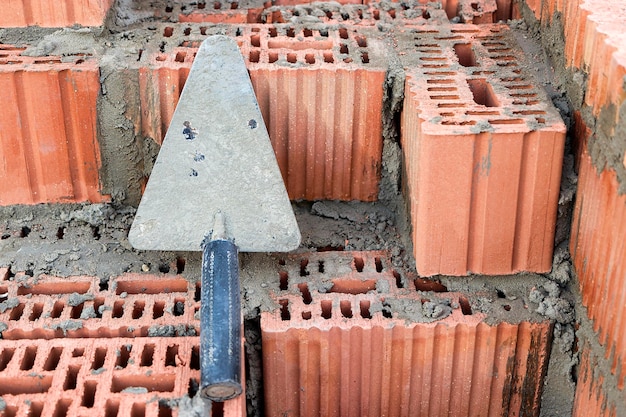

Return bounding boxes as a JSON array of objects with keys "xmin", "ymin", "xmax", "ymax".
[
  {"xmin": 397, "ymin": 24, "xmax": 566, "ymax": 134},
  {"xmin": 0, "ymin": 45, "xmax": 97, "ymax": 71}
]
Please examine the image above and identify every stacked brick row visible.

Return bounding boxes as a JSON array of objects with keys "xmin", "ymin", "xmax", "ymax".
[
  {"xmin": 0, "ymin": 267, "xmax": 245, "ymax": 417},
  {"xmin": 261, "ymin": 251, "xmax": 553, "ymax": 417},
  {"xmin": 397, "ymin": 24, "xmax": 566, "ymax": 276},
  {"xmin": 523, "ymin": 1, "xmax": 626, "ymax": 414}
]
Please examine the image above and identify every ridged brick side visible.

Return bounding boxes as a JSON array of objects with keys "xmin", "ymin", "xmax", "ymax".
[
  {"xmin": 398, "ymin": 24, "xmax": 566, "ymax": 276},
  {"xmin": 142, "ymin": 26, "xmax": 386, "ymax": 201},
  {"xmin": 570, "ymin": 147, "xmax": 626, "ymax": 389},
  {"xmin": 0, "ymin": 0, "xmax": 114, "ymax": 27},
  {"xmin": 262, "ymin": 251, "xmax": 552, "ymax": 417},
  {"xmin": 0, "ymin": 337, "xmax": 245, "ymax": 417},
  {"xmin": 572, "ymin": 344, "xmax": 621, "ymax": 417},
  {"xmin": 0, "ymin": 272, "xmax": 199, "ymax": 339},
  {"xmin": 0, "ymin": 47, "xmax": 107, "ymax": 205}
]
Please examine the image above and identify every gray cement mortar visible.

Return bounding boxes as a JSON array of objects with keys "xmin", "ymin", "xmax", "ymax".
[{"xmin": 0, "ymin": 2, "xmax": 587, "ymax": 416}]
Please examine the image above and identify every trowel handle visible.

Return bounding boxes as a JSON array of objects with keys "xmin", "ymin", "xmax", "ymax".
[{"xmin": 200, "ymin": 239, "xmax": 243, "ymax": 402}]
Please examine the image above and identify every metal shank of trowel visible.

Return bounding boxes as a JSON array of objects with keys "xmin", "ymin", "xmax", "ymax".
[{"xmin": 200, "ymin": 214, "xmax": 242, "ymax": 402}]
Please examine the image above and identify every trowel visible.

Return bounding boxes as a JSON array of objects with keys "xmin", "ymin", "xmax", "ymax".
[{"xmin": 128, "ymin": 36, "xmax": 300, "ymax": 402}]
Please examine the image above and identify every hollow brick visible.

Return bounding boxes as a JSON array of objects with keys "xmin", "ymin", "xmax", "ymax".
[
  {"xmin": 0, "ymin": 46, "xmax": 108, "ymax": 205},
  {"xmin": 570, "ymin": 146, "xmax": 626, "ymax": 390},
  {"xmin": 262, "ymin": 250, "xmax": 552, "ymax": 417},
  {"xmin": 0, "ymin": 337, "xmax": 245, "ymax": 417},
  {"xmin": 140, "ymin": 25, "xmax": 386, "ymax": 201},
  {"xmin": 0, "ymin": 0, "xmax": 114, "ymax": 27},
  {"xmin": 398, "ymin": 24, "xmax": 566, "ymax": 276}
]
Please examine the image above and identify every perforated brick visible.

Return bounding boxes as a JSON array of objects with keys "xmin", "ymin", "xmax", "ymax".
[
  {"xmin": 0, "ymin": 337, "xmax": 244, "ymax": 417},
  {"xmin": 262, "ymin": 250, "xmax": 552, "ymax": 417},
  {"xmin": 0, "ymin": 272, "xmax": 199, "ymax": 339},
  {"xmin": 140, "ymin": 25, "xmax": 387, "ymax": 201},
  {"xmin": 0, "ymin": 45, "xmax": 107, "ymax": 206},
  {"xmin": 398, "ymin": 24, "xmax": 566, "ymax": 276}
]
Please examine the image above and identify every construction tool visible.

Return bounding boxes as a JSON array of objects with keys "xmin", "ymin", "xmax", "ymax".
[{"xmin": 128, "ymin": 36, "xmax": 300, "ymax": 402}]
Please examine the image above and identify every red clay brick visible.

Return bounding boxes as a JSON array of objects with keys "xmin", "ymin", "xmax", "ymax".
[
  {"xmin": 0, "ymin": 272, "xmax": 199, "ymax": 339},
  {"xmin": 0, "ymin": 46, "xmax": 108, "ymax": 205},
  {"xmin": 570, "ymin": 146, "xmax": 626, "ymax": 390},
  {"xmin": 398, "ymin": 24, "xmax": 566, "ymax": 276},
  {"xmin": 0, "ymin": 337, "xmax": 244, "ymax": 417},
  {"xmin": 572, "ymin": 343, "xmax": 622, "ymax": 417},
  {"xmin": 140, "ymin": 25, "xmax": 386, "ymax": 201},
  {"xmin": 262, "ymin": 250, "xmax": 552, "ymax": 417},
  {"xmin": 0, "ymin": 0, "xmax": 114, "ymax": 27}
]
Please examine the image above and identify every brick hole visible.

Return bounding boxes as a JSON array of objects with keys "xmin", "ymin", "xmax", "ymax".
[
  {"xmin": 322, "ymin": 52, "xmax": 333, "ymax": 63},
  {"xmin": 198, "ymin": 1, "xmax": 206, "ymax": 9},
  {"xmin": 20, "ymin": 346, "xmax": 37, "ymax": 370},
  {"xmin": 278, "ymin": 258, "xmax": 286, "ymax": 266},
  {"xmin": 43, "ymin": 347, "xmax": 63, "ymax": 371},
  {"xmin": 339, "ymin": 44, "xmax": 349, "ymax": 55},
  {"xmin": 373, "ymin": 9, "xmax": 380, "ymax": 19},
  {"xmin": 173, "ymin": 299, "xmax": 185, "ymax": 316},
  {"xmin": 269, "ymin": 27, "xmax": 277, "ymax": 37},
  {"xmin": 159, "ymin": 402, "xmax": 173, "ymax": 417},
  {"xmin": 286, "ymin": 27, "xmax": 295, "ymax": 37},
  {"xmin": 20, "ymin": 226, "xmax": 31, "ymax": 237},
  {"xmin": 29, "ymin": 402, "xmax": 44, "ymax": 417},
  {"xmin": 105, "ymin": 400, "xmax": 120, "ymax": 417},
  {"xmin": 165, "ymin": 5, "xmax": 173, "ymax": 12},
  {"xmin": 497, "ymin": 62, "xmax": 518, "ymax": 67},
  {"xmin": 141, "ymin": 344, "xmax": 155, "ymax": 367},
  {"xmin": 56, "ymin": 226, "xmax": 65, "ymax": 239},
  {"xmin": 513, "ymin": 110, "xmax": 546, "ymax": 115},
  {"xmin": 19, "ymin": 281, "xmax": 90, "ymax": 296},
  {"xmin": 117, "ymin": 279, "xmax": 188, "ymax": 295},
  {"xmin": 279, "ymin": 299, "xmax": 290, "ymax": 321},
  {"xmin": 340, "ymin": 300, "xmax": 353, "ymax": 318},
  {"xmin": 29, "ymin": 302, "xmax": 44, "ymax": 321},
  {"xmin": 70, "ymin": 303, "xmax": 84, "ymax": 319},
  {"xmin": 374, "ymin": 257, "xmax": 383, "ymax": 273},
  {"xmin": 194, "ymin": 282, "xmax": 201, "ymax": 302},
  {"xmin": 437, "ymin": 103, "xmax": 465, "ymax": 108},
  {"xmin": 3, "ymin": 406, "xmax": 17, "ymax": 417},
  {"xmin": 188, "ymin": 377, "xmax": 200, "ymax": 397},
  {"xmin": 0, "ymin": 348, "xmax": 15, "ymax": 371},
  {"xmin": 63, "ymin": 365, "xmax": 80, "ymax": 390},
  {"xmin": 250, "ymin": 34, "xmax": 261, "ymax": 47},
  {"xmin": 200, "ymin": 26, "xmax": 208, "ymax": 35},
  {"xmin": 116, "ymin": 345, "xmax": 132, "ymax": 368},
  {"xmin": 488, "ymin": 48, "xmax": 512, "ymax": 54},
  {"xmin": 467, "ymin": 79, "xmax": 500, "ymax": 107},
  {"xmin": 453, "ymin": 43, "xmax": 476, "ymax": 67},
  {"xmin": 191, "ymin": 346, "xmax": 200, "ymax": 370},
  {"xmin": 357, "ymin": 9, "xmax": 363, "ymax": 18},
  {"xmin": 424, "ymin": 71, "xmax": 456, "ymax": 76},
  {"xmin": 319, "ymin": 29, "xmax": 328, "ymax": 37},
  {"xmin": 176, "ymin": 257, "xmax": 186, "ymax": 274},
  {"xmin": 354, "ymin": 256, "xmax": 364, "ymax": 272},
  {"xmin": 182, "ymin": 27, "xmax": 192, "ymax": 37},
  {"xmin": 231, "ymin": 2, "xmax": 238, "ymax": 9},
  {"xmin": 213, "ymin": 1, "xmax": 221, "ymax": 9},
  {"xmin": 33, "ymin": 58, "xmax": 62, "ymax": 64},
  {"xmin": 430, "ymin": 95, "xmax": 460, "ymax": 100},
  {"xmin": 91, "ymin": 226, "xmax": 101, "ymax": 240},
  {"xmin": 340, "ymin": 11, "xmax": 349, "ymax": 20},
  {"xmin": 360, "ymin": 52, "xmax": 369, "ymax": 64},
  {"xmin": 503, "ymin": 305, "xmax": 511, "ymax": 311},
  {"xmin": 355, "ymin": 35, "xmax": 367, "ymax": 47},
  {"xmin": 440, "ymin": 112, "xmax": 455, "ymax": 117},
  {"xmin": 235, "ymin": 27, "xmax": 243, "ymax": 37},
  {"xmin": 489, "ymin": 119, "xmax": 524, "ymax": 124},
  {"xmin": 301, "ymin": 311, "xmax": 311, "ymax": 320},
  {"xmin": 286, "ymin": 53, "xmax": 297, "ymax": 63},
  {"xmin": 278, "ymin": 271, "xmax": 289, "ymax": 290},
  {"xmin": 72, "ymin": 348, "xmax": 84, "ymax": 357},
  {"xmin": 131, "ymin": 403, "xmax": 146, "ymax": 417},
  {"xmin": 1, "ymin": 233, "xmax": 9, "ymax": 239},
  {"xmin": 249, "ymin": 50, "xmax": 260, "ymax": 63},
  {"xmin": 496, "ymin": 289, "xmax": 506, "ymax": 298},
  {"xmin": 501, "ymin": 76, "xmax": 523, "ymax": 82},
  {"xmin": 359, "ymin": 300, "xmax": 371, "ymax": 319},
  {"xmin": 0, "ymin": 376, "xmax": 52, "ymax": 395},
  {"xmin": 414, "ymin": 278, "xmax": 448, "ymax": 292},
  {"xmin": 330, "ymin": 279, "xmax": 376, "ymax": 294},
  {"xmin": 459, "ymin": 296, "xmax": 472, "ymax": 315},
  {"xmin": 423, "ymin": 64, "xmax": 449, "ymax": 69},
  {"xmin": 9, "ymin": 303, "xmax": 24, "ymax": 320},
  {"xmin": 428, "ymin": 86, "xmax": 457, "ymax": 92},
  {"xmin": 299, "ymin": 259, "xmax": 309, "ymax": 277},
  {"xmin": 298, "ymin": 283, "xmax": 312, "ymax": 305},
  {"xmin": 388, "ymin": 9, "xmax": 396, "ymax": 18},
  {"xmin": 317, "ymin": 260, "xmax": 325, "ymax": 273},
  {"xmin": 303, "ymin": 28, "xmax": 313, "ymax": 37},
  {"xmin": 52, "ymin": 399, "xmax": 71, "ymax": 417},
  {"xmin": 381, "ymin": 301, "xmax": 393, "ymax": 318},
  {"xmin": 175, "ymin": 51, "xmax": 186, "ymax": 63},
  {"xmin": 493, "ymin": 55, "xmax": 515, "ymax": 61},
  {"xmin": 393, "ymin": 270, "xmax": 404, "ymax": 288},
  {"xmin": 436, "ymin": 36, "xmax": 463, "ymax": 41},
  {"xmin": 93, "ymin": 298, "xmax": 104, "ymax": 318},
  {"xmin": 420, "ymin": 56, "xmax": 447, "ymax": 62},
  {"xmin": 321, "ymin": 300, "xmax": 332, "ymax": 319},
  {"xmin": 442, "ymin": 120, "xmax": 477, "ymax": 126},
  {"xmin": 536, "ymin": 117, "xmax": 546, "ymax": 124},
  {"xmin": 466, "ymin": 110, "xmax": 499, "ymax": 115},
  {"xmin": 317, "ymin": 245, "xmax": 344, "ymax": 252},
  {"xmin": 82, "ymin": 381, "xmax": 97, "ymax": 408},
  {"xmin": 112, "ymin": 301, "xmax": 124, "ymax": 318},
  {"xmin": 91, "ymin": 347, "xmax": 106, "ymax": 370},
  {"xmin": 268, "ymin": 52, "xmax": 278, "ymax": 63},
  {"xmin": 510, "ymin": 93, "xmax": 538, "ymax": 98},
  {"xmin": 153, "ymin": 301, "xmax": 165, "ymax": 319},
  {"xmin": 305, "ymin": 53, "xmax": 315, "ymax": 64},
  {"xmin": 422, "ymin": 9, "xmax": 430, "ymax": 19},
  {"xmin": 212, "ymin": 401, "xmax": 225, "ymax": 416},
  {"xmin": 165, "ymin": 344, "xmax": 179, "ymax": 366}
]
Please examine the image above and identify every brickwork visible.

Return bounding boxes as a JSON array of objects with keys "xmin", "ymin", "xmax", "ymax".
[
  {"xmin": 398, "ymin": 24, "xmax": 566, "ymax": 276},
  {"xmin": 0, "ymin": 46, "xmax": 108, "ymax": 205},
  {"xmin": 261, "ymin": 251, "xmax": 553, "ymax": 417}
]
